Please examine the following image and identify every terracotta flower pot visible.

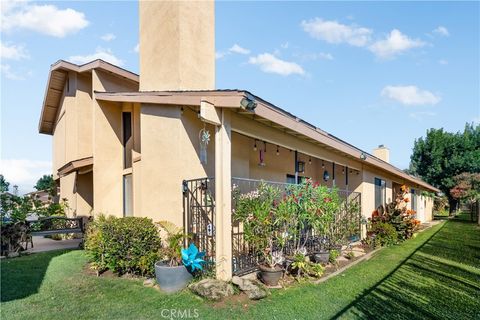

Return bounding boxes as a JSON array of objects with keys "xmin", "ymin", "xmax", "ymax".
[{"xmin": 258, "ymin": 264, "xmax": 283, "ymax": 286}]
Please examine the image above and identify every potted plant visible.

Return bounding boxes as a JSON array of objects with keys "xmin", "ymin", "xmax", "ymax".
[
  {"xmin": 233, "ymin": 183, "xmax": 287, "ymax": 286},
  {"xmin": 155, "ymin": 221, "xmax": 205, "ymax": 293}
]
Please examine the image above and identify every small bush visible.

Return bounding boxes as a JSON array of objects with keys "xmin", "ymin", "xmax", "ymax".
[
  {"xmin": 85, "ymin": 215, "xmax": 161, "ymax": 276},
  {"xmin": 365, "ymin": 222, "xmax": 398, "ymax": 248},
  {"xmin": 329, "ymin": 249, "xmax": 340, "ymax": 264}
]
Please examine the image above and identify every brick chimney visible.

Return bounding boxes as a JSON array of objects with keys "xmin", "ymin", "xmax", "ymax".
[
  {"xmin": 138, "ymin": 0, "xmax": 215, "ymax": 91},
  {"xmin": 373, "ymin": 145, "xmax": 390, "ymax": 163}
]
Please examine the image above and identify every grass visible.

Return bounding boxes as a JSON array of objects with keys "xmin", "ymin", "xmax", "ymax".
[{"xmin": 1, "ymin": 216, "xmax": 479, "ymax": 320}]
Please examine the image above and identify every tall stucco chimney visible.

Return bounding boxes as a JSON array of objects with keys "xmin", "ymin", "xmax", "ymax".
[
  {"xmin": 373, "ymin": 144, "xmax": 390, "ymax": 163},
  {"xmin": 138, "ymin": 0, "xmax": 215, "ymax": 91}
]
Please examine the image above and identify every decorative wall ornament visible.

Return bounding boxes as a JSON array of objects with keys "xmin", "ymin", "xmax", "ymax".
[
  {"xmin": 323, "ymin": 170, "xmax": 330, "ymax": 181},
  {"xmin": 199, "ymin": 127, "xmax": 210, "ymax": 164},
  {"xmin": 259, "ymin": 149, "xmax": 266, "ymax": 166}
]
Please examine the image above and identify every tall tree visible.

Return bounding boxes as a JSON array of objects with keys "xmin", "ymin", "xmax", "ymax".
[
  {"xmin": 0, "ymin": 174, "xmax": 9, "ymax": 193},
  {"xmin": 450, "ymin": 172, "xmax": 480, "ymax": 204},
  {"xmin": 34, "ymin": 174, "xmax": 56, "ymax": 195},
  {"xmin": 409, "ymin": 123, "xmax": 480, "ymax": 210}
]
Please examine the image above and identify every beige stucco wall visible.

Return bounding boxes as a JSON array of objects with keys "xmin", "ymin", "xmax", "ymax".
[
  {"xmin": 92, "ymin": 69, "xmax": 139, "ymax": 217},
  {"xmin": 138, "ymin": 106, "xmax": 216, "ymax": 226},
  {"xmin": 76, "ymin": 171, "xmax": 93, "ymax": 216},
  {"xmin": 139, "ymin": 0, "xmax": 215, "ymax": 91},
  {"xmin": 231, "ymin": 131, "xmax": 362, "ymax": 192},
  {"xmin": 52, "ymin": 72, "xmax": 93, "ymax": 178},
  {"xmin": 59, "ymin": 172, "xmax": 76, "ymax": 216}
]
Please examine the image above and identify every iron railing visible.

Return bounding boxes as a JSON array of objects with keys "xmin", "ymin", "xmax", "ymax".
[
  {"xmin": 231, "ymin": 177, "xmax": 362, "ymax": 276},
  {"xmin": 182, "ymin": 178, "xmax": 216, "ymax": 269},
  {"xmin": 183, "ymin": 177, "xmax": 362, "ymax": 276}
]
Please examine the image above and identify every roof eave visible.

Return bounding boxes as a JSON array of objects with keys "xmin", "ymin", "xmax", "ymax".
[{"xmin": 38, "ymin": 60, "xmax": 140, "ymax": 135}]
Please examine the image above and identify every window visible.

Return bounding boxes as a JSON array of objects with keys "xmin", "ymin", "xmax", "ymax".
[
  {"xmin": 286, "ymin": 174, "xmax": 296, "ymax": 184},
  {"xmin": 374, "ymin": 178, "xmax": 386, "ymax": 209},
  {"xmin": 287, "ymin": 174, "xmax": 308, "ymax": 184},
  {"xmin": 123, "ymin": 174, "xmax": 133, "ymax": 217},
  {"xmin": 122, "ymin": 112, "xmax": 133, "ymax": 168},
  {"xmin": 411, "ymin": 189, "xmax": 417, "ymax": 211}
]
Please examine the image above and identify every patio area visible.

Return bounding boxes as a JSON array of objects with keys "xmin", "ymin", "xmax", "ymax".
[{"xmin": 25, "ymin": 236, "xmax": 82, "ymax": 254}]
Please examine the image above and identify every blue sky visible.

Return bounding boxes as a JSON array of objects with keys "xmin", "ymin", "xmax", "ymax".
[{"xmin": 1, "ymin": 1, "xmax": 479, "ymax": 194}]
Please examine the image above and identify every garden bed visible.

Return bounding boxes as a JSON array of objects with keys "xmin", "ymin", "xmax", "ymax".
[{"xmin": 2, "ymin": 218, "xmax": 479, "ymax": 319}]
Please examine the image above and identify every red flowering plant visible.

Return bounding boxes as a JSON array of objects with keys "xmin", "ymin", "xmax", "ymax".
[
  {"xmin": 276, "ymin": 179, "xmax": 318, "ymax": 255},
  {"xmin": 232, "ymin": 182, "xmax": 287, "ymax": 270},
  {"xmin": 384, "ymin": 185, "xmax": 420, "ymax": 240}
]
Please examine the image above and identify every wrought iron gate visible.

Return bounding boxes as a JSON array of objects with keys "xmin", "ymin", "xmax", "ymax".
[{"xmin": 182, "ymin": 178, "xmax": 216, "ymax": 269}]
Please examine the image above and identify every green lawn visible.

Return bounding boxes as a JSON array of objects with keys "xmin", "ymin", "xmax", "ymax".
[{"xmin": 2, "ymin": 216, "xmax": 479, "ymax": 320}]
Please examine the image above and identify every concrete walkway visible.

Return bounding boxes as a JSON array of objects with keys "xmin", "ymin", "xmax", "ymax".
[{"xmin": 25, "ymin": 236, "xmax": 82, "ymax": 253}]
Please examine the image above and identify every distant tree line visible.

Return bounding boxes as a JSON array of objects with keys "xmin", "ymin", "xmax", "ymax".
[{"xmin": 408, "ymin": 123, "xmax": 480, "ymax": 211}]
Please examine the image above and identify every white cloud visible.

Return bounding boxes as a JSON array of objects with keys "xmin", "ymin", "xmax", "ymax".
[
  {"xmin": 229, "ymin": 44, "xmax": 250, "ymax": 55},
  {"xmin": 0, "ymin": 64, "xmax": 25, "ymax": 80},
  {"xmin": 101, "ymin": 33, "xmax": 116, "ymax": 42},
  {"xmin": 409, "ymin": 111, "xmax": 436, "ymax": 120},
  {"xmin": 438, "ymin": 59, "xmax": 448, "ymax": 65},
  {"xmin": 381, "ymin": 85, "xmax": 441, "ymax": 106},
  {"xmin": 133, "ymin": 43, "xmax": 139, "ymax": 53},
  {"xmin": 316, "ymin": 52, "xmax": 334, "ymax": 60},
  {"xmin": 1, "ymin": 2, "xmax": 89, "ymax": 38},
  {"xmin": 369, "ymin": 29, "xmax": 425, "ymax": 59},
  {"xmin": 67, "ymin": 47, "xmax": 124, "ymax": 66},
  {"xmin": 281, "ymin": 42, "xmax": 289, "ymax": 49},
  {"xmin": 433, "ymin": 26, "xmax": 449, "ymax": 37},
  {"xmin": 0, "ymin": 41, "xmax": 29, "ymax": 60},
  {"xmin": 295, "ymin": 52, "xmax": 334, "ymax": 61},
  {"xmin": 0, "ymin": 159, "xmax": 51, "ymax": 194},
  {"xmin": 249, "ymin": 53, "xmax": 305, "ymax": 76},
  {"xmin": 301, "ymin": 18, "xmax": 372, "ymax": 47},
  {"xmin": 215, "ymin": 51, "xmax": 226, "ymax": 59}
]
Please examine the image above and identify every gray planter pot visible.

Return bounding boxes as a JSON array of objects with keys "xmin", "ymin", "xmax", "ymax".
[
  {"xmin": 155, "ymin": 261, "xmax": 193, "ymax": 293},
  {"xmin": 313, "ymin": 251, "xmax": 330, "ymax": 264},
  {"xmin": 258, "ymin": 265, "xmax": 283, "ymax": 286}
]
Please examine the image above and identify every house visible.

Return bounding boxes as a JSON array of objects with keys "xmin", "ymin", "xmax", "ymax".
[
  {"xmin": 25, "ymin": 189, "xmax": 59, "ymax": 205},
  {"xmin": 38, "ymin": 0, "xmax": 439, "ymax": 280}
]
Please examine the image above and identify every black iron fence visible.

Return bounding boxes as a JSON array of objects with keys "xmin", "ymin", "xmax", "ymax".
[
  {"xmin": 231, "ymin": 177, "xmax": 362, "ymax": 276},
  {"xmin": 182, "ymin": 178, "xmax": 216, "ymax": 269},
  {"xmin": 183, "ymin": 177, "xmax": 362, "ymax": 277}
]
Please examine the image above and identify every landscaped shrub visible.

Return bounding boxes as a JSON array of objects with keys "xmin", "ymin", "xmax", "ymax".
[
  {"xmin": 365, "ymin": 222, "xmax": 398, "ymax": 248},
  {"xmin": 365, "ymin": 185, "xmax": 421, "ymax": 248},
  {"xmin": 85, "ymin": 215, "xmax": 161, "ymax": 276}
]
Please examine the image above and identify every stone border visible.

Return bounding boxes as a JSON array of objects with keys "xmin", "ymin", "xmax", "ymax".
[{"xmin": 311, "ymin": 220, "xmax": 442, "ymax": 285}]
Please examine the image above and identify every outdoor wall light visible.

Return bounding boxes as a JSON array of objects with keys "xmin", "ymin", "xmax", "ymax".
[
  {"xmin": 253, "ymin": 140, "xmax": 257, "ymax": 151},
  {"xmin": 323, "ymin": 170, "xmax": 330, "ymax": 181},
  {"xmin": 322, "ymin": 160, "xmax": 325, "ymax": 168},
  {"xmin": 360, "ymin": 152, "xmax": 367, "ymax": 160},
  {"xmin": 308, "ymin": 157, "xmax": 312, "ymax": 165},
  {"xmin": 298, "ymin": 161, "xmax": 305, "ymax": 173},
  {"xmin": 342, "ymin": 167, "xmax": 345, "ymax": 174},
  {"xmin": 240, "ymin": 93, "xmax": 257, "ymax": 111},
  {"xmin": 276, "ymin": 145, "xmax": 280, "ymax": 156}
]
